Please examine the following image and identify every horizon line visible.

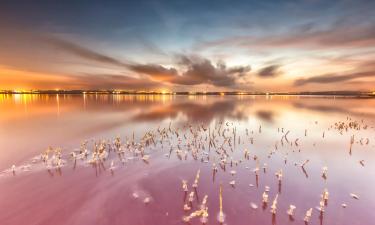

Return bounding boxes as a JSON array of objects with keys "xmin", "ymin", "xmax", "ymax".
[{"xmin": 0, "ymin": 89, "xmax": 374, "ymax": 97}]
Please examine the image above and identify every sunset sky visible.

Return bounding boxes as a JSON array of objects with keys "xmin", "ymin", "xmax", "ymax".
[{"xmin": 0, "ymin": 0, "xmax": 374, "ymax": 92}]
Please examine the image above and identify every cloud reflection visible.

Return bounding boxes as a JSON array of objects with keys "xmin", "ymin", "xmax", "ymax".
[{"xmin": 133, "ymin": 99, "xmax": 249, "ymax": 124}]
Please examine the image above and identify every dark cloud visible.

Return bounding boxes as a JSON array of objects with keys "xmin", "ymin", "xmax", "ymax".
[
  {"xmin": 46, "ymin": 37, "xmax": 252, "ymax": 88},
  {"xmin": 174, "ymin": 55, "xmax": 251, "ymax": 87},
  {"xmin": 46, "ymin": 37, "xmax": 130, "ymax": 67},
  {"xmin": 127, "ymin": 55, "xmax": 251, "ymax": 88},
  {"xmin": 127, "ymin": 64, "xmax": 178, "ymax": 81},
  {"xmin": 294, "ymin": 71, "xmax": 374, "ymax": 86},
  {"xmin": 257, "ymin": 65, "xmax": 281, "ymax": 78}
]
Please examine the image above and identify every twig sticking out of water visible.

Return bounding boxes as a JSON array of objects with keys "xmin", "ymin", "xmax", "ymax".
[
  {"xmin": 200, "ymin": 195, "xmax": 209, "ymax": 223},
  {"xmin": 270, "ymin": 194, "xmax": 278, "ymax": 214},
  {"xmin": 322, "ymin": 189, "xmax": 329, "ymax": 202},
  {"xmin": 182, "ymin": 180, "xmax": 188, "ymax": 193},
  {"xmin": 317, "ymin": 189, "xmax": 328, "ymax": 213},
  {"xmin": 301, "ymin": 159, "xmax": 310, "ymax": 167},
  {"xmin": 244, "ymin": 149, "xmax": 250, "ymax": 160},
  {"xmin": 192, "ymin": 169, "xmax": 201, "ymax": 188},
  {"xmin": 218, "ymin": 184, "xmax": 225, "ymax": 223},
  {"xmin": 287, "ymin": 205, "xmax": 296, "ymax": 217},
  {"xmin": 142, "ymin": 155, "xmax": 150, "ymax": 164},
  {"xmin": 188, "ymin": 191, "xmax": 195, "ymax": 205},
  {"xmin": 182, "ymin": 207, "xmax": 208, "ymax": 223},
  {"xmin": 182, "ymin": 193, "xmax": 209, "ymax": 223},
  {"xmin": 262, "ymin": 191, "xmax": 269, "ymax": 204},
  {"xmin": 349, "ymin": 135, "xmax": 355, "ymax": 155},
  {"xmin": 304, "ymin": 208, "xmax": 313, "ymax": 223},
  {"xmin": 275, "ymin": 169, "xmax": 283, "ymax": 182},
  {"xmin": 253, "ymin": 159, "xmax": 260, "ymax": 175},
  {"xmin": 183, "ymin": 203, "xmax": 191, "ymax": 211},
  {"xmin": 322, "ymin": 166, "xmax": 328, "ymax": 180},
  {"xmin": 350, "ymin": 193, "xmax": 359, "ymax": 200},
  {"xmin": 11, "ymin": 165, "xmax": 16, "ymax": 173},
  {"xmin": 263, "ymin": 163, "xmax": 267, "ymax": 173}
]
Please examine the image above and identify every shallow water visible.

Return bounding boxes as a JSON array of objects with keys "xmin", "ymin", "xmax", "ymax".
[{"xmin": 0, "ymin": 94, "xmax": 374, "ymax": 225}]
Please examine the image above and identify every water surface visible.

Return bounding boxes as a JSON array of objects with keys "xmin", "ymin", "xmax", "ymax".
[{"xmin": 0, "ymin": 94, "xmax": 374, "ymax": 225}]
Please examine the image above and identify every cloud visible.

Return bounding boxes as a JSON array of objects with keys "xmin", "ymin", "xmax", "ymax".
[
  {"xmin": 45, "ymin": 37, "xmax": 130, "ymax": 67},
  {"xmin": 294, "ymin": 71, "xmax": 374, "ymax": 86},
  {"xmin": 126, "ymin": 55, "xmax": 251, "ymax": 88},
  {"xmin": 198, "ymin": 23, "xmax": 375, "ymax": 50},
  {"xmin": 123, "ymin": 55, "xmax": 252, "ymax": 88},
  {"xmin": 127, "ymin": 64, "xmax": 178, "ymax": 81},
  {"xmin": 71, "ymin": 73, "xmax": 162, "ymax": 90},
  {"xmin": 174, "ymin": 55, "xmax": 251, "ymax": 87},
  {"xmin": 137, "ymin": 38, "xmax": 168, "ymax": 57},
  {"xmin": 257, "ymin": 65, "xmax": 281, "ymax": 78},
  {"xmin": 45, "ymin": 37, "xmax": 252, "ymax": 88},
  {"xmin": 133, "ymin": 99, "xmax": 248, "ymax": 124}
]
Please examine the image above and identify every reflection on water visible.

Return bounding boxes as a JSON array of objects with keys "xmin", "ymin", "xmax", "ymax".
[{"xmin": 0, "ymin": 94, "xmax": 374, "ymax": 225}]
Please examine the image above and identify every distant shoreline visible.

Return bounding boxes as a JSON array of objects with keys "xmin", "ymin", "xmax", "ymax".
[{"xmin": 0, "ymin": 90, "xmax": 374, "ymax": 97}]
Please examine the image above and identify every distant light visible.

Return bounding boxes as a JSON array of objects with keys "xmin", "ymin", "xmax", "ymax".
[
  {"xmin": 13, "ymin": 89, "xmax": 26, "ymax": 93},
  {"xmin": 160, "ymin": 89, "xmax": 169, "ymax": 94}
]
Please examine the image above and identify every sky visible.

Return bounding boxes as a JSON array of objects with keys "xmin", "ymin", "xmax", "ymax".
[{"xmin": 0, "ymin": 0, "xmax": 374, "ymax": 92}]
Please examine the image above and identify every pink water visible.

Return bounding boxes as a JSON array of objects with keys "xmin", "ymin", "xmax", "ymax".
[{"xmin": 0, "ymin": 94, "xmax": 374, "ymax": 225}]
